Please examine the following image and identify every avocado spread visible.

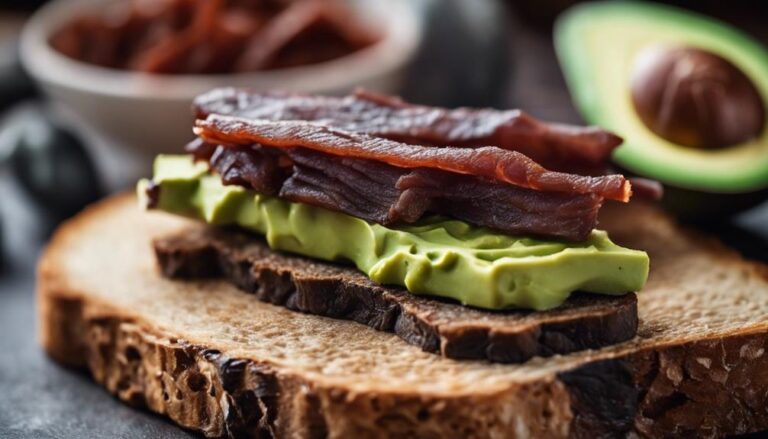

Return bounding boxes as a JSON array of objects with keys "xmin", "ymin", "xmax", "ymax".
[{"xmin": 139, "ymin": 155, "xmax": 649, "ymax": 310}]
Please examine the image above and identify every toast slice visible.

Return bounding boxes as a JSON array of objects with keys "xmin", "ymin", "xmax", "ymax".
[
  {"xmin": 38, "ymin": 194, "xmax": 768, "ymax": 438},
  {"xmin": 153, "ymin": 226, "xmax": 638, "ymax": 364}
]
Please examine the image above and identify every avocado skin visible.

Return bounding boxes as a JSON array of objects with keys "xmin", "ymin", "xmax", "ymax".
[{"xmin": 659, "ymin": 186, "xmax": 768, "ymax": 221}]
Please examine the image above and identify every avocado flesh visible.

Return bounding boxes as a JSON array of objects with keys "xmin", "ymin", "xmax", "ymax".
[
  {"xmin": 139, "ymin": 155, "xmax": 649, "ymax": 311},
  {"xmin": 555, "ymin": 1, "xmax": 768, "ymax": 194}
]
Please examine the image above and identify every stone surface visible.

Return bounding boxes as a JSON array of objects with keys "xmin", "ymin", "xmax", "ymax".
[{"xmin": 0, "ymin": 181, "xmax": 195, "ymax": 438}]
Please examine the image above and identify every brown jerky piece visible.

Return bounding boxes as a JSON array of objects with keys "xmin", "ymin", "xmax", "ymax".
[
  {"xmin": 186, "ymin": 142, "xmax": 602, "ymax": 241},
  {"xmin": 194, "ymin": 116, "xmax": 633, "ymax": 201},
  {"xmin": 49, "ymin": 0, "xmax": 377, "ymax": 74},
  {"xmin": 234, "ymin": 0, "xmax": 376, "ymax": 71},
  {"xmin": 153, "ymin": 226, "xmax": 639, "ymax": 364},
  {"xmin": 193, "ymin": 87, "xmax": 624, "ymax": 172}
]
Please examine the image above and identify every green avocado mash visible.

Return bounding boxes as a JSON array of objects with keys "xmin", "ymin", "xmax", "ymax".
[{"xmin": 139, "ymin": 155, "xmax": 649, "ymax": 310}]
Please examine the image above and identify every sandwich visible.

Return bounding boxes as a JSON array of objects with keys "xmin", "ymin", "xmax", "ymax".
[
  {"xmin": 38, "ymin": 89, "xmax": 768, "ymax": 438},
  {"xmin": 138, "ymin": 88, "xmax": 655, "ymax": 361}
]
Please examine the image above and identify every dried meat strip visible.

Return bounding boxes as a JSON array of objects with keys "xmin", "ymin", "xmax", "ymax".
[
  {"xmin": 192, "ymin": 88, "xmax": 622, "ymax": 172},
  {"xmin": 235, "ymin": 0, "xmax": 377, "ymax": 71},
  {"xmin": 194, "ymin": 116, "xmax": 632, "ymax": 202},
  {"xmin": 130, "ymin": 0, "xmax": 226, "ymax": 73},
  {"xmin": 191, "ymin": 142, "xmax": 602, "ymax": 241},
  {"xmin": 50, "ymin": 0, "xmax": 376, "ymax": 74}
]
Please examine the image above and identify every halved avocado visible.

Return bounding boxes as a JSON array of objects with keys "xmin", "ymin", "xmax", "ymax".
[{"xmin": 555, "ymin": 1, "xmax": 768, "ymax": 218}]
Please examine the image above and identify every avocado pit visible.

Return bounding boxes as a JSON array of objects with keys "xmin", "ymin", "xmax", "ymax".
[{"xmin": 631, "ymin": 46, "xmax": 765, "ymax": 150}]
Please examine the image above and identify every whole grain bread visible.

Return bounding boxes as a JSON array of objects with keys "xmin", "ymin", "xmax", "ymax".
[
  {"xmin": 38, "ymin": 194, "xmax": 768, "ymax": 438},
  {"xmin": 153, "ymin": 226, "xmax": 638, "ymax": 364}
]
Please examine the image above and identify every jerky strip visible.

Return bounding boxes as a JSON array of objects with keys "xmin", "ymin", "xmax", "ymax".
[
  {"xmin": 192, "ymin": 88, "xmax": 623, "ymax": 172},
  {"xmin": 194, "ymin": 143, "xmax": 602, "ymax": 241},
  {"xmin": 194, "ymin": 117, "xmax": 632, "ymax": 201}
]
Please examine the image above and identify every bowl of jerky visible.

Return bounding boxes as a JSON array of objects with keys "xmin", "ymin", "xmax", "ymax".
[{"xmin": 20, "ymin": 0, "xmax": 420, "ymax": 156}]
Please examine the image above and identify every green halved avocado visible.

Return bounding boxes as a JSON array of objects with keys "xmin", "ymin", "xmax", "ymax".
[{"xmin": 555, "ymin": 1, "xmax": 768, "ymax": 218}]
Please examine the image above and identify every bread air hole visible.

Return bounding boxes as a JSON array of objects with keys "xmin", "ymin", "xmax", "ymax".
[{"xmin": 187, "ymin": 372, "xmax": 209, "ymax": 392}]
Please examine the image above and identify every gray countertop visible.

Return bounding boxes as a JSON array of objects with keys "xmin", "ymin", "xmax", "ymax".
[{"xmin": 0, "ymin": 182, "xmax": 197, "ymax": 438}]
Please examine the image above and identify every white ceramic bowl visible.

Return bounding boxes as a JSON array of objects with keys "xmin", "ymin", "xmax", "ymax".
[{"xmin": 20, "ymin": 0, "xmax": 421, "ymax": 159}]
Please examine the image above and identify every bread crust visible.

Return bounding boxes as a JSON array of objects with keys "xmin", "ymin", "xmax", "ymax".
[
  {"xmin": 37, "ymin": 194, "xmax": 768, "ymax": 438},
  {"xmin": 38, "ymin": 290, "xmax": 578, "ymax": 438}
]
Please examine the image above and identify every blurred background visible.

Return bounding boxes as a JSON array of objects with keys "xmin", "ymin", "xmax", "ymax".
[{"xmin": 0, "ymin": 0, "xmax": 767, "ymax": 437}]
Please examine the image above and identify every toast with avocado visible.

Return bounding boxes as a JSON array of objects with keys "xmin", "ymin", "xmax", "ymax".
[
  {"xmin": 131, "ymin": 89, "xmax": 660, "ymax": 364},
  {"xmin": 39, "ymin": 194, "xmax": 768, "ymax": 438},
  {"xmin": 39, "ymin": 89, "xmax": 726, "ymax": 437}
]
